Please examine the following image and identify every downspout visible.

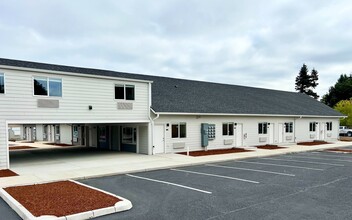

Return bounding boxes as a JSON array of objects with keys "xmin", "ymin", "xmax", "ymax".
[{"xmin": 149, "ymin": 108, "xmax": 160, "ymax": 155}]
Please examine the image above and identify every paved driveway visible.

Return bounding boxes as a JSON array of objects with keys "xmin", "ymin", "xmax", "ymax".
[{"xmin": 2, "ymin": 149, "xmax": 352, "ymax": 219}]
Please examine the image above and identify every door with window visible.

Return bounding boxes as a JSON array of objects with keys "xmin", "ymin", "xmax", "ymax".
[
  {"xmin": 98, "ymin": 126, "xmax": 109, "ymax": 149},
  {"xmin": 154, "ymin": 125, "xmax": 165, "ymax": 154},
  {"xmin": 121, "ymin": 127, "xmax": 137, "ymax": 152},
  {"xmin": 54, "ymin": 125, "xmax": 60, "ymax": 143}
]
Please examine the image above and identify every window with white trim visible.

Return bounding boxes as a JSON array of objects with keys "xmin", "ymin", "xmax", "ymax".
[
  {"xmin": 115, "ymin": 84, "xmax": 135, "ymax": 100},
  {"xmin": 258, "ymin": 122, "xmax": 268, "ymax": 134},
  {"xmin": 326, "ymin": 122, "xmax": 332, "ymax": 131},
  {"xmin": 222, "ymin": 123, "xmax": 234, "ymax": 136},
  {"xmin": 33, "ymin": 77, "xmax": 62, "ymax": 97},
  {"xmin": 284, "ymin": 122, "xmax": 293, "ymax": 133},
  {"xmin": 122, "ymin": 127, "xmax": 137, "ymax": 144},
  {"xmin": 172, "ymin": 123, "xmax": 186, "ymax": 138},
  {"xmin": 0, "ymin": 73, "xmax": 4, "ymax": 94},
  {"xmin": 309, "ymin": 122, "xmax": 316, "ymax": 132}
]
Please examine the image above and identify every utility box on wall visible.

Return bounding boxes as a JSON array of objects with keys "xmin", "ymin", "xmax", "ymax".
[{"xmin": 201, "ymin": 123, "xmax": 216, "ymax": 147}]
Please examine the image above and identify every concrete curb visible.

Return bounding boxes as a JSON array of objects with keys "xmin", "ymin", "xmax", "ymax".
[{"xmin": 0, "ymin": 180, "xmax": 132, "ymax": 220}]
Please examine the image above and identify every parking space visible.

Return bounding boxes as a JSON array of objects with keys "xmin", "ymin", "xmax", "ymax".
[{"xmin": 2, "ymin": 148, "xmax": 352, "ymax": 219}]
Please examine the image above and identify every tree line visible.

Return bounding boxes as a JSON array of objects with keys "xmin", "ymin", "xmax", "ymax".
[{"xmin": 295, "ymin": 64, "xmax": 352, "ymax": 127}]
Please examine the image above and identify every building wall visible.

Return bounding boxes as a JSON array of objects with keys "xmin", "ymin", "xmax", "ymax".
[
  {"xmin": 0, "ymin": 68, "xmax": 151, "ymax": 169},
  {"xmin": 153, "ymin": 115, "xmax": 340, "ymax": 153},
  {"xmin": 295, "ymin": 118, "xmax": 339, "ymax": 142},
  {"xmin": 139, "ymin": 125, "xmax": 149, "ymax": 154},
  {"xmin": 0, "ymin": 120, "xmax": 7, "ymax": 169}
]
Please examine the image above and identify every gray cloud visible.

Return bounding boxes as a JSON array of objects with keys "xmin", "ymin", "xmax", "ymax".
[{"xmin": 0, "ymin": 0, "xmax": 351, "ymax": 97}]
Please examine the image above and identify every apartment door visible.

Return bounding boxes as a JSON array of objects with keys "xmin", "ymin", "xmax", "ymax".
[
  {"xmin": 153, "ymin": 125, "xmax": 165, "ymax": 154},
  {"xmin": 54, "ymin": 125, "xmax": 60, "ymax": 143},
  {"xmin": 278, "ymin": 123, "xmax": 284, "ymax": 143},
  {"xmin": 269, "ymin": 123, "xmax": 275, "ymax": 144},
  {"xmin": 235, "ymin": 123, "xmax": 243, "ymax": 147}
]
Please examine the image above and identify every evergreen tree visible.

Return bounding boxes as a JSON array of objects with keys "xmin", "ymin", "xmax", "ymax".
[
  {"xmin": 295, "ymin": 64, "xmax": 319, "ymax": 99},
  {"xmin": 322, "ymin": 74, "xmax": 352, "ymax": 107}
]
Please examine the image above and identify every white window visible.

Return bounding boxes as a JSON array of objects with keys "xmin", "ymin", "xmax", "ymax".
[
  {"xmin": 172, "ymin": 123, "xmax": 186, "ymax": 138},
  {"xmin": 122, "ymin": 127, "xmax": 137, "ymax": 144},
  {"xmin": 309, "ymin": 122, "xmax": 316, "ymax": 132},
  {"xmin": 258, "ymin": 122, "xmax": 268, "ymax": 134},
  {"xmin": 33, "ymin": 77, "xmax": 62, "ymax": 97},
  {"xmin": 115, "ymin": 84, "xmax": 135, "ymax": 100},
  {"xmin": 326, "ymin": 122, "xmax": 332, "ymax": 131},
  {"xmin": 222, "ymin": 123, "xmax": 234, "ymax": 136},
  {"xmin": 0, "ymin": 73, "xmax": 4, "ymax": 94},
  {"xmin": 284, "ymin": 122, "xmax": 293, "ymax": 133}
]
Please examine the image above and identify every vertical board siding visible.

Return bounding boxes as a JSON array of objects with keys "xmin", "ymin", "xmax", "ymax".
[
  {"xmin": 154, "ymin": 115, "xmax": 339, "ymax": 153},
  {"xmin": 0, "ymin": 120, "xmax": 7, "ymax": 169},
  {"xmin": 138, "ymin": 125, "xmax": 149, "ymax": 154}
]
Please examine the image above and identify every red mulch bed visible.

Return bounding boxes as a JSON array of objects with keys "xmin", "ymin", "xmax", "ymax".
[
  {"xmin": 297, "ymin": 141, "xmax": 329, "ymax": 146},
  {"xmin": 9, "ymin": 146, "xmax": 36, "ymax": 150},
  {"xmin": 256, "ymin": 145, "xmax": 285, "ymax": 150},
  {"xmin": 178, "ymin": 148, "xmax": 252, "ymax": 156},
  {"xmin": 4, "ymin": 181, "xmax": 121, "ymax": 217},
  {"xmin": 45, "ymin": 143, "xmax": 73, "ymax": 147},
  {"xmin": 0, "ymin": 169, "xmax": 19, "ymax": 178},
  {"xmin": 325, "ymin": 148, "xmax": 352, "ymax": 153}
]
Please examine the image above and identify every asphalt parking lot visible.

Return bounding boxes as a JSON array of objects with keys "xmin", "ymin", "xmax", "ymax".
[{"xmin": 2, "ymin": 149, "xmax": 352, "ymax": 219}]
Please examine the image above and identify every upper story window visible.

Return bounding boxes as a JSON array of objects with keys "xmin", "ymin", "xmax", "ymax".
[
  {"xmin": 258, "ymin": 122, "xmax": 268, "ymax": 134},
  {"xmin": 172, "ymin": 123, "xmax": 186, "ymax": 138},
  {"xmin": 115, "ymin": 84, "xmax": 135, "ymax": 100},
  {"xmin": 0, "ymin": 73, "xmax": 4, "ymax": 94},
  {"xmin": 326, "ymin": 122, "xmax": 332, "ymax": 131},
  {"xmin": 285, "ymin": 122, "xmax": 293, "ymax": 133},
  {"xmin": 222, "ymin": 123, "xmax": 234, "ymax": 136},
  {"xmin": 309, "ymin": 122, "xmax": 316, "ymax": 132},
  {"xmin": 34, "ymin": 77, "xmax": 62, "ymax": 97}
]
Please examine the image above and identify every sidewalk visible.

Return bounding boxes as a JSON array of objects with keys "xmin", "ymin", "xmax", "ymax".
[{"xmin": 1, "ymin": 141, "xmax": 351, "ymax": 188}]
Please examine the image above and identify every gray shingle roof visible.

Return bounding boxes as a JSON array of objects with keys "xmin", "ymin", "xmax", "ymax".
[{"xmin": 0, "ymin": 58, "xmax": 343, "ymax": 117}]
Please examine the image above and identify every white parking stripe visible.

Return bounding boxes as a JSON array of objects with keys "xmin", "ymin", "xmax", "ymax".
[
  {"xmin": 170, "ymin": 168, "xmax": 259, "ymax": 184},
  {"xmin": 232, "ymin": 161, "xmax": 324, "ymax": 171},
  {"xmin": 126, "ymin": 174, "xmax": 212, "ymax": 194},
  {"xmin": 282, "ymin": 155, "xmax": 352, "ymax": 163},
  {"xmin": 205, "ymin": 164, "xmax": 295, "ymax": 176},
  {"xmin": 305, "ymin": 152, "xmax": 352, "ymax": 159},
  {"xmin": 260, "ymin": 158, "xmax": 344, "ymax": 166}
]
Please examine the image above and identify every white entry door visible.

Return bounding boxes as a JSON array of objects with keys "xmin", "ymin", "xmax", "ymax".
[
  {"xmin": 278, "ymin": 123, "xmax": 283, "ymax": 143},
  {"xmin": 315, "ymin": 123, "xmax": 321, "ymax": 140},
  {"xmin": 153, "ymin": 125, "xmax": 165, "ymax": 154},
  {"xmin": 269, "ymin": 123, "xmax": 275, "ymax": 144},
  {"xmin": 235, "ymin": 123, "xmax": 243, "ymax": 147}
]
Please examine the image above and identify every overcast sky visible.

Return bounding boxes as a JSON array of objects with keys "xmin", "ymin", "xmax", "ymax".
[{"xmin": 0, "ymin": 1, "xmax": 351, "ymax": 97}]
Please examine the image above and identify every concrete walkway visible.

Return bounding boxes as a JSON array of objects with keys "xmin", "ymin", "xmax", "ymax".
[{"xmin": 1, "ymin": 141, "xmax": 351, "ymax": 188}]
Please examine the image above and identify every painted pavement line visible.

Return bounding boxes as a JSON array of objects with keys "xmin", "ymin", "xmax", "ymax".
[
  {"xmin": 126, "ymin": 174, "xmax": 212, "ymax": 194},
  {"xmin": 205, "ymin": 164, "xmax": 295, "ymax": 176},
  {"xmin": 170, "ymin": 168, "xmax": 260, "ymax": 184},
  {"xmin": 260, "ymin": 158, "xmax": 345, "ymax": 167},
  {"xmin": 232, "ymin": 160, "xmax": 324, "ymax": 171},
  {"xmin": 282, "ymin": 155, "xmax": 352, "ymax": 163},
  {"xmin": 303, "ymin": 152, "xmax": 352, "ymax": 159}
]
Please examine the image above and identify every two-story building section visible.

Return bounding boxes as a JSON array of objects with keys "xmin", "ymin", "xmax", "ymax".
[{"xmin": 0, "ymin": 58, "xmax": 344, "ymax": 170}]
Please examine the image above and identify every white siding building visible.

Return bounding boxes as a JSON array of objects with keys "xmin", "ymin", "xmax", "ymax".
[{"xmin": 0, "ymin": 58, "xmax": 344, "ymax": 169}]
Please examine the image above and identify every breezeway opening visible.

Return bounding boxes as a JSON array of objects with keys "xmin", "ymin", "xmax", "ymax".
[{"xmin": 7, "ymin": 122, "xmax": 150, "ymax": 174}]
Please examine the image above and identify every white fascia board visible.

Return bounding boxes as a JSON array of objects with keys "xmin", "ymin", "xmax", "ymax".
[
  {"xmin": 6, "ymin": 119, "xmax": 150, "ymax": 124},
  {"xmin": 0, "ymin": 65, "xmax": 153, "ymax": 84},
  {"xmin": 153, "ymin": 112, "xmax": 344, "ymax": 118}
]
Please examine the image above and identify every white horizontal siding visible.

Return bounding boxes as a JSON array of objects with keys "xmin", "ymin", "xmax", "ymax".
[
  {"xmin": 138, "ymin": 125, "xmax": 149, "ymax": 154},
  {"xmin": 0, "ymin": 68, "xmax": 150, "ymax": 122},
  {"xmin": 154, "ymin": 115, "xmax": 340, "ymax": 153}
]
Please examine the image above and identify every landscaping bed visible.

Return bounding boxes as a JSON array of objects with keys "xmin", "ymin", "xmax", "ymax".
[
  {"xmin": 9, "ymin": 146, "xmax": 36, "ymax": 150},
  {"xmin": 325, "ymin": 148, "xmax": 352, "ymax": 153},
  {"xmin": 256, "ymin": 145, "xmax": 285, "ymax": 150},
  {"xmin": 0, "ymin": 169, "xmax": 19, "ymax": 178},
  {"xmin": 179, "ymin": 148, "xmax": 252, "ymax": 156},
  {"xmin": 2, "ymin": 181, "xmax": 130, "ymax": 218},
  {"xmin": 339, "ymin": 136, "xmax": 352, "ymax": 142},
  {"xmin": 297, "ymin": 141, "xmax": 329, "ymax": 146},
  {"xmin": 45, "ymin": 143, "xmax": 73, "ymax": 147}
]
